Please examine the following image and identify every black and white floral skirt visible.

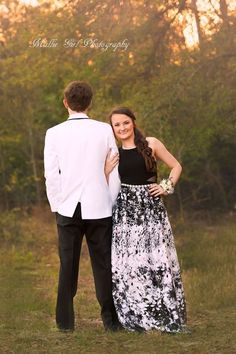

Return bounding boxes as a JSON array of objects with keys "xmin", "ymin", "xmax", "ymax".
[{"xmin": 112, "ymin": 184, "xmax": 187, "ymax": 333}]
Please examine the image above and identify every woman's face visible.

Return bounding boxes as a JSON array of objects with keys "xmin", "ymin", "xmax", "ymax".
[{"xmin": 111, "ymin": 114, "xmax": 135, "ymax": 141}]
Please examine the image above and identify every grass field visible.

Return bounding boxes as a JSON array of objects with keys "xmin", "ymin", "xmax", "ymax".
[{"xmin": 0, "ymin": 208, "xmax": 235, "ymax": 354}]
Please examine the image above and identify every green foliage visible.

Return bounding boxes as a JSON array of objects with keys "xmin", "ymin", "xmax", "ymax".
[
  {"xmin": 0, "ymin": 0, "xmax": 235, "ymax": 211},
  {"xmin": 0, "ymin": 209, "xmax": 22, "ymax": 242}
]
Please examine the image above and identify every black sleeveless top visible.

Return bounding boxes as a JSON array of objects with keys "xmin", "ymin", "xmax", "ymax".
[{"xmin": 118, "ymin": 147, "xmax": 157, "ymax": 185}]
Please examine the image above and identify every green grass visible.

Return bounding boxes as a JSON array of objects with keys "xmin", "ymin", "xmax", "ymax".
[{"xmin": 0, "ymin": 210, "xmax": 235, "ymax": 354}]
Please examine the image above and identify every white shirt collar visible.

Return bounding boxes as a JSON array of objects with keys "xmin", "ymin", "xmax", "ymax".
[{"xmin": 68, "ymin": 113, "xmax": 89, "ymax": 120}]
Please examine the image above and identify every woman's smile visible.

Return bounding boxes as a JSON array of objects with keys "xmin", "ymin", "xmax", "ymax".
[{"xmin": 110, "ymin": 113, "xmax": 135, "ymax": 141}]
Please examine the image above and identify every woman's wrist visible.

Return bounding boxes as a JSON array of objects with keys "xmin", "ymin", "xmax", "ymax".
[{"xmin": 159, "ymin": 177, "xmax": 175, "ymax": 195}]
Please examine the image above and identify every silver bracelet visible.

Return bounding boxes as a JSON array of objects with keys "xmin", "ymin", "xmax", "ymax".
[{"xmin": 159, "ymin": 178, "xmax": 174, "ymax": 195}]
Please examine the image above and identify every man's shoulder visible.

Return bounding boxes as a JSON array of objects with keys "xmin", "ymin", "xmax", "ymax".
[
  {"xmin": 45, "ymin": 119, "xmax": 112, "ymax": 136},
  {"xmin": 46, "ymin": 121, "xmax": 67, "ymax": 134},
  {"xmin": 89, "ymin": 119, "xmax": 112, "ymax": 133},
  {"xmin": 91, "ymin": 119, "xmax": 110, "ymax": 128}
]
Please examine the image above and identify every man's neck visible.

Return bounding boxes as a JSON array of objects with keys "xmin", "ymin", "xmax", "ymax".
[{"xmin": 68, "ymin": 108, "xmax": 88, "ymax": 115}]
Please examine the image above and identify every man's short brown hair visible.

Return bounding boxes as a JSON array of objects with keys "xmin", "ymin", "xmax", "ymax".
[{"xmin": 64, "ymin": 81, "xmax": 93, "ymax": 112}]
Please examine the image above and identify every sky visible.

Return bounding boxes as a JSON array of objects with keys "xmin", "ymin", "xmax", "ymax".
[{"xmin": 21, "ymin": 0, "xmax": 39, "ymax": 5}]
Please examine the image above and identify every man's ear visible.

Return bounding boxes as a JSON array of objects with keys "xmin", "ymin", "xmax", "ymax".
[{"xmin": 63, "ymin": 98, "xmax": 68, "ymax": 108}]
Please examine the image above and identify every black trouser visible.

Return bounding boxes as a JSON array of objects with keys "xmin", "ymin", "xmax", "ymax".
[{"xmin": 55, "ymin": 202, "xmax": 119, "ymax": 330}]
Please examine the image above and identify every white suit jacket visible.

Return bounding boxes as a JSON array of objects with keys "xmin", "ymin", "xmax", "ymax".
[{"xmin": 44, "ymin": 113, "xmax": 121, "ymax": 219}]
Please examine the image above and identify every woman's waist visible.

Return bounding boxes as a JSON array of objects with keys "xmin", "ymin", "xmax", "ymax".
[
  {"xmin": 121, "ymin": 182, "xmax": 154, "ymax": 187},
  {"xmin": 118, "ymin": 183, "xmax": 164, "ymax": 205},
  {"xmin": 120, "ymin": 183, "xmax": 158, "ymax": 194},
  {"xmin": 120, "ymin": 176, "xmax": 157, "ymax": 186}
]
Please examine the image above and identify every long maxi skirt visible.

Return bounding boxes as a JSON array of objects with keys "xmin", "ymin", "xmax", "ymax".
[{"xmin": 112, "ymin": 184, "xmax": 187, "ymax": 333}]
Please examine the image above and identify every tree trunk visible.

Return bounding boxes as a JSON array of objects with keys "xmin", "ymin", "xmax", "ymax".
[
  {"xmin": 220, "ymin": 0, "xmax": 229, "ymax": 28},
  {"xmin": 191, "ymin": 0, "xmax": 203, "ymax": 49},
  {"xmin": 0, "ymin": 146, "xmax": 9, "ymax": 211},
  {"xmin": 206, "ymin": 162, "xmax": 228, "ymax": 209},
  {"xmin": 27, "ymin": 123, "xmax": 42, "ymax": 206}
]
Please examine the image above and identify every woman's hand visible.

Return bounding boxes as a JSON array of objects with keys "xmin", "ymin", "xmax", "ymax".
[
  {"xmin": 148, "ymin": 183, "xmax": 168, "ymax": 197},
  {"xmin": 105, "ymin": 149, "xmax": 119, "ymax": 178}
]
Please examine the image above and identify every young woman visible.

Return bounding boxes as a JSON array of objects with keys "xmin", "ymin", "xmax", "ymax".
[{"xmin": 105, "ymin": 107, "xmax": 188, "ymax": 333}]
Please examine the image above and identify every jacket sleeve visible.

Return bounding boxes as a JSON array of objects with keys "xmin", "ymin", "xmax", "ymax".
[
  {"xmin": 44, "ymin": 129, "xmax": 61, "ymax": 212},
  {"xmin": 107, "ymin": 126, "xmax": 121, "ymax": 205}
]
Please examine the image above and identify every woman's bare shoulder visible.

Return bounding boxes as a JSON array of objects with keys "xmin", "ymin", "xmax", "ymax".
[{"xmin": 146, "ymin": 137, "xmax": 164, "ymax": 147}]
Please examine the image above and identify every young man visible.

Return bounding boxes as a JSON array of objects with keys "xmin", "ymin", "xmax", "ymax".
[{"xmin": 44, "ymin": 81, "xmax": 121, "ymax": 331}]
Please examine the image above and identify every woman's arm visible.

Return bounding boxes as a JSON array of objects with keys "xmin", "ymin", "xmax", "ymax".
[
  {"xmin": 104, "ymin": 148, "xmax": 119, "ymax": 183},
  {"xmin": 146, "ymin": 137, "xmax": 182, "ymax": 196},
  {"xmin": 147, "ymin": 137, "xmax": 182, "ymax": 185}
]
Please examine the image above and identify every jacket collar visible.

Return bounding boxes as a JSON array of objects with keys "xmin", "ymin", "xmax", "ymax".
[{"xmin": 68, "ymin": 113, "xmax": 89, "ymax": 120}]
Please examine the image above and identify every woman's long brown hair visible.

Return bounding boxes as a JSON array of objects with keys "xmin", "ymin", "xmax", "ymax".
[{"xmin": 108, "ymin": 107, "xmax": 156, "ymax": 172}]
